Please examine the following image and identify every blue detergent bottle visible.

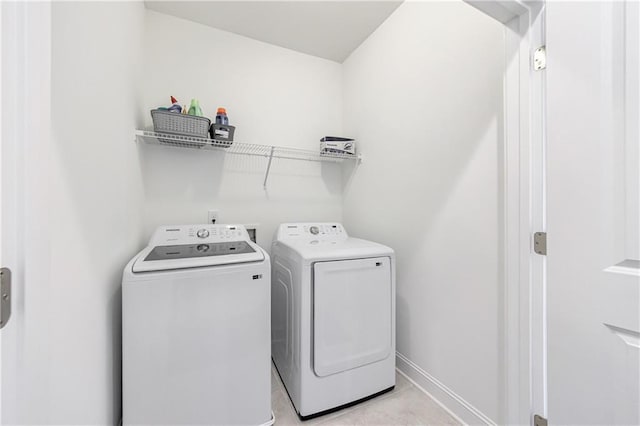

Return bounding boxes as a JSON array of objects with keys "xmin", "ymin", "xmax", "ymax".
[{"xmin": 215, "ymin": 107, "xmax": 229, "ymax": 125}]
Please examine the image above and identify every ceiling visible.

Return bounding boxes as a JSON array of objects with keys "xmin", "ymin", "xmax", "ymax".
[{"xmin": 144, "ymin": 1, "xmax": 404, "ymax": 63}]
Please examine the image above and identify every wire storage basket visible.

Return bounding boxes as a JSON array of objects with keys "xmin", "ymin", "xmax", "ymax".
[{"xmin": 150, "ymin": 109, "xmax": 211, "ymax": 147}]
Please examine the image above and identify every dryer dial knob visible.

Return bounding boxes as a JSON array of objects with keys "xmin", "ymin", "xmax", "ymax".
[
  {"xmin": 196, "ymin": 229, "xmax": 210, "ymax": 239},
  {"xmin": 310, "ymin": 226, "xmax": 319, "ymax": 235}
]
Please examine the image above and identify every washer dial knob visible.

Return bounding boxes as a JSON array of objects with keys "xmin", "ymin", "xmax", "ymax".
[
  {"xmin": 196, "ymin": 228, "xmax": 210, "ymax": 239},
  {"xmin": 310, "ymin": 226, "xmax": 319, "ymax": 235}
]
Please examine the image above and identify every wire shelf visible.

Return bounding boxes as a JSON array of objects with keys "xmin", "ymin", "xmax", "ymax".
[{"xmin": 135, "ymin": 130, "xmax": 360, "ymax": 163}]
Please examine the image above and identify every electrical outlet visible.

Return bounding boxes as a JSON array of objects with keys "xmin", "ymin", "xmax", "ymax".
[{"xmin": 208, "ymin": 210, "xmax": 219, "ymax": 224}]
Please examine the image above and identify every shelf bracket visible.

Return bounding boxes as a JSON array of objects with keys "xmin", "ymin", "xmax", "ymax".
[{"xmin": 263, "ymin": 146, "xmax": 276, "ymax": 190}]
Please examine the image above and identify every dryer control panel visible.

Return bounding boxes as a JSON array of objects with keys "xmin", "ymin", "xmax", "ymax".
[
  {"xmin": 149, "ymin": 224, "xmax": 250, "ymax": 246},
  {"xmin": 276, "ymin": 223, "xmax": 348, "ymax": 241}
]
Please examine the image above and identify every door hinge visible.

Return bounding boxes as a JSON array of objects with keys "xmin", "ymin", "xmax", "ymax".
[
  {"xmin": 533, "ymin": 46, "xmax": 546, "ymax": 70},
  {"xmin": 534, "ymin": 232, "xmax": 547, "ymax": 255},
  {"xmin": 0, "ymin": 268, "xmax": 11, "ymax": 329},
  {"xmin": 534, "ymin": 414, "xmax": 548, "ymax": 426}
]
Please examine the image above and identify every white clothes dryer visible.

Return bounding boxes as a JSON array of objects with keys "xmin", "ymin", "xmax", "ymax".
[
  {"xmin": 271, "ymin": 223, "xmax": 396, "ymax": 419},
  {"xmin": 122, "ymin": 224, "xmax": 273, "ymax": 426}
]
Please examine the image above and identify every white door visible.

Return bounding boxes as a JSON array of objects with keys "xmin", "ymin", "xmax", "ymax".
[
  {"xmin": 0, "ymin": 3, "xmax": 21, "ymax": 423},
  {"xmin": 547, "ymin": 1, "xmax": 640, "ymax": 424},
  {"xmin": 1, "ymin": 2, "xmax": 51, "ymax": 424},
  {"xmin": 313, "ymin": 257, "xmax": 392, "ymax": 377}
]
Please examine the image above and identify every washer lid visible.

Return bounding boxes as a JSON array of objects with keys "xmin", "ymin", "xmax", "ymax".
[{"xmin": 132, "ymin": 240, "xmax": 265, "ymax": 272}]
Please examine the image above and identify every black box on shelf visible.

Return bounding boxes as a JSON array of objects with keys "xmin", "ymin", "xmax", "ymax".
[{"xmin": 210, "ymin": 123, "xmax": 235, "ymax": 145}]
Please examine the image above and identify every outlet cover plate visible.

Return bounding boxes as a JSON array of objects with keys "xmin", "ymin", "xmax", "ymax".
[{"xmin": 208, "ymin": 210, "xmax": 220, "ymax": 224}]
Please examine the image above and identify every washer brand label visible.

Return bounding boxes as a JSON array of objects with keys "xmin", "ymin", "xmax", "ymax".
[{"xmin": 252, "ymin": 274, "xmax": 263, "ymax": 280}]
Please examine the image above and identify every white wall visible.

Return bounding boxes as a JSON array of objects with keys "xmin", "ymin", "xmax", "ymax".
[
  {"xmin": 140, "ymin": 10, "xmax": 344, "ymax": 249},
  {"xmin": 45, "ymin": 2, "xmax": 146, "ymax": 424},
  {"xmin": 342, "ymin": 2, "xmax": 505, "ymax": 423}
]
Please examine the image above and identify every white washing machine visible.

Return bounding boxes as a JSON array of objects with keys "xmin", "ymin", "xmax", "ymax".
[
  {"xmin": 122, "ymin": 224, "xmax": 273, "ymax": 426},
  {"xmin": 271, "ymin": 223, "xmax": 396, "ymax": 419}
]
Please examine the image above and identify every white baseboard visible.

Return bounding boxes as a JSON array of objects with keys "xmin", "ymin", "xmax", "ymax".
[{"xmin": 396, "ymin": 352, "xmax": 496, "ymax": 426}]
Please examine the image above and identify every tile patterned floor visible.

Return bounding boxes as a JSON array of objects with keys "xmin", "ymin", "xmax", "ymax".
[{"xmin": 271, "ymin": 365, "xmax": 461, "ymax": 426}]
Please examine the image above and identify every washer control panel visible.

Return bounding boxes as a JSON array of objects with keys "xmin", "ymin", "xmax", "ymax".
[
  {"xmin": 277, "ymin": 223, "xmax": 348, "ymax": 241},
  {"xmin": 149, "ymin": 224, "xmax": 250, "ymax": 246}
]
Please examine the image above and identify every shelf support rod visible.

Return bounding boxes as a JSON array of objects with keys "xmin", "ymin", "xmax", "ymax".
[{"xmin": 263, "ymin": 146, "xmax": 276, "ymax": 190}]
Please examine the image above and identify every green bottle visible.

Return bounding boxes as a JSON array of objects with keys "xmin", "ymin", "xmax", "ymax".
[{"xmin": 188, "ymin": 99, "xmax": 203, "ymax": 117}]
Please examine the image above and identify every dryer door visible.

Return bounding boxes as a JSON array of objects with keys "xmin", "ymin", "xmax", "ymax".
[{"xmin": 313, "ymin": 257, "xmax": 392, "ymax": 377}]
